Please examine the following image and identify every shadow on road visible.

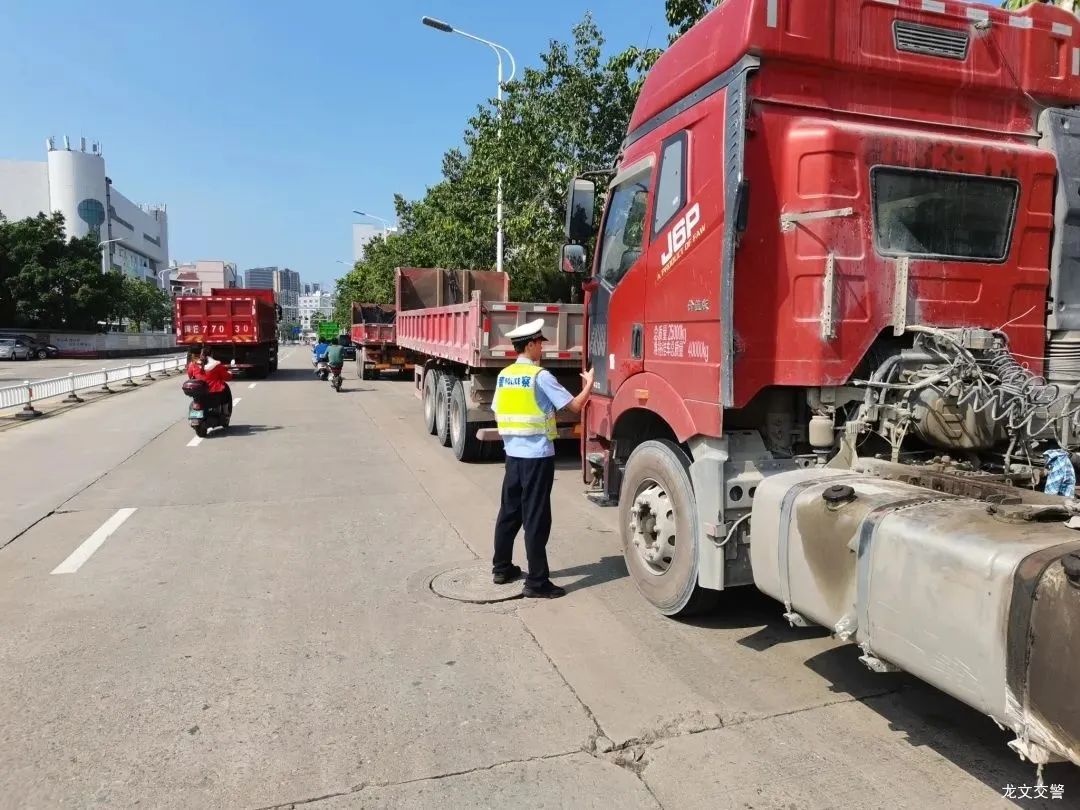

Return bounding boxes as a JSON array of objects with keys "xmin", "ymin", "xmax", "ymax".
[
  {"xmin": 552, "ymin": 555, "xmax": 627, "ymax": 592},
  {"xmin": 806, "ymin": 661, "xmax": 1080, "ymax": 804},
  {"xmin": 681, "ymin": 584, "xmax": 1078, "ymax": 803},
  {"xmin": 222, "ymin": 424, "xmax": 283, "ymax": 437}
]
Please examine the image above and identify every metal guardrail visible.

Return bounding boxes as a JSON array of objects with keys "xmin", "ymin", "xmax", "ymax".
[{"xmin": 0, "ymin": 356, "xmax": 186, "ymax": 417}]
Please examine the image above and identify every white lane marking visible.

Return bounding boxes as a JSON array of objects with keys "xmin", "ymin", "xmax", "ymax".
[
  {"xmin": 233, "ymin": 398, "xmax": 242, "ymax": 406},
  {"xmin": 51, "ymin": 508, "xmax": 137, "ymax": 574},
  {"xmin": 248, "ymin": 383, "xmax": 257, "ymax": 389},
  {"xmin": 187, "ymin": 436, "xmax": 203, "ymax": 447}
]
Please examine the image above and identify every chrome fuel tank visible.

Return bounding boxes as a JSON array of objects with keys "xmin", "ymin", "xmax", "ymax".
[{"xmin": 750, "ymin": 468, "xmax": 1080, "ymax": 766}]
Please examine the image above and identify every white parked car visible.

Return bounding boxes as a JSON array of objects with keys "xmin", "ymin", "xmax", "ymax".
[{"xmin": 0, "ymin": 338, "xmax": 33, "ymax": 360}]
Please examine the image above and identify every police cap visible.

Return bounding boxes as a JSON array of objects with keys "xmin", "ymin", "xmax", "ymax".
[{"xmin": 506, "ymin": 319, "xmax": 548, "ymax": 344}]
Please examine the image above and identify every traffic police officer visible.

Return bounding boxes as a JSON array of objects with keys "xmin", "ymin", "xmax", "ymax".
[{"xmin": 492, "ymin": 319, "xmax": 594, "ymax": 597}]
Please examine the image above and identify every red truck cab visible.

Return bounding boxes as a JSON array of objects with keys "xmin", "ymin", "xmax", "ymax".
[{"xmin": 565, "ymin": 0, "xmax": 1080, "ymax": 767}]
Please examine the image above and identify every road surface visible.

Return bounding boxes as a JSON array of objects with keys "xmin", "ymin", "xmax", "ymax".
[{"xmin": 0, "ymin": 350, "xmax": 1075, "ymax": 809}]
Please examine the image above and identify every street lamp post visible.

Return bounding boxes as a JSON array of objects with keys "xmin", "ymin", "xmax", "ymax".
[
  {"xmin": 97, "ymin": 238, "xmax": 124, "ymax": 270},
  {"xmin": 422, "ymin": 16, "xmax": 516, "ymax": 274},
  {"xmin": 352, "ymin": 211, "xmax": 395, "ymax": 235}
]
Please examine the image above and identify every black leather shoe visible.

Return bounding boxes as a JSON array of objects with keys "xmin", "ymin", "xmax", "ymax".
[
  {"xmin": 493, "ymin": 564, "xmax": 522, "ymax": 585},
  {"xmin": 522, "ymin": 582, "xmax": 567, "ymax": 599}
]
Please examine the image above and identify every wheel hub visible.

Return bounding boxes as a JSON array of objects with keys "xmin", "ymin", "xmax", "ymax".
[{"xmin": 630, "ymin": 483, "xmax": 677, "ymax": 575}]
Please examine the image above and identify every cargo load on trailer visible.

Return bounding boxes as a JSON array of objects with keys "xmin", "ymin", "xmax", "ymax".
[
  {"xmin": 393, "ymin": 267, "xmax": 584, "ymax": 461},
  {"xmin": 561, "ymin": 0, "xmax": 1080, "ymax": 768},
  {"xmin": 174, "ymin": 287, "xmax": 280, "ymax": 377},
  {"xmin": 350, "ymin": 302, "xmax": 418, "ymax": 380}
]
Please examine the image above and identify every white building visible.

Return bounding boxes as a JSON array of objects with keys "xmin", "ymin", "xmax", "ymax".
[
  {"xmin": 352, "ymin": 223, "xmax": 383, "ymax": 262},
  {"xmin": 0, "ymin": 136, "xmax": 169, "ymax": 286},
  {"xmin": 171, "ymin": 260, "xmax": 239, "ymax": 296},
  {"xmin": 299, "ymin": 291, "xmax": 334, "ymax": 331}
]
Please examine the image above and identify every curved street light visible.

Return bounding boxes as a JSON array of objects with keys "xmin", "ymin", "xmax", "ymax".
[
  {"xmin": 352, "ymin": 210, "xmax": 396, "ymax": 234},
  {"xmin": 421, "ymin": 16, "xmax": 516, "ymax": 274}
]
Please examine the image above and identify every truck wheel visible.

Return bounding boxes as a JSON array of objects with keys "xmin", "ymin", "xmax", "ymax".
[
  {"xmin": 449, "ymin": 378, "xmax": 482, "ymax": 462},
  {"xmin": 620, "ymin": 440, "xmax": 719, "ymax": 617},
  {"xmin": 435, "ymin": 374, "xmax": 453, "ymax": 447},
  {"xmin": 421, "ymin": 371, "xmax": 438, "ymax": 434}
]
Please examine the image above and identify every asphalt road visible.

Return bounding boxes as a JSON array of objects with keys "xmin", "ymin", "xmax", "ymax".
[
  {"xmin": 0, "ymin": 350, "xmax": 1075, "ymax": 809},
  {"xmin": 0, "ymin": 354, "xmax": 183, "ymax": 386}
]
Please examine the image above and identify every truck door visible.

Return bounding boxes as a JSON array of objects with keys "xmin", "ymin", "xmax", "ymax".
[{"xmin": 589, "ymin": 160, "xmax": 654, "ymax": 396}]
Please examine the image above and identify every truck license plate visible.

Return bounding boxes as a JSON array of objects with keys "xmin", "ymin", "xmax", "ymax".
[
  {"xmin": 392, "ymin": 356, "xmax": 405, "ymax": 364},
  {"xmin": 189, "ymin": 408, "xmax": 204, "ymax": 419}
]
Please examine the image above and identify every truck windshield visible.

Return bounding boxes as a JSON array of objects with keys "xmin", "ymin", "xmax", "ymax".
[
  {"xmin": 871, "ymin": 168, "xmax": 1018, "ymax": 262},
  {"xmin": 597, "ymin": 168, "xmax": 653, "ymax": 286}
]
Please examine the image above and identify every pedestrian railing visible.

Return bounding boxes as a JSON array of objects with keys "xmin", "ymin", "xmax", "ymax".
[{"xmin": 0, "ymin": 355, "xmax": 186, "ymax": 418}]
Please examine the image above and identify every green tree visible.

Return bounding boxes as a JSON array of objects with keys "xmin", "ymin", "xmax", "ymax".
[
  {"xmin": 0, "ymin": 211, "xmax": 121, "ymax": 330},
  {"xmin": 665, "ymin": 0, "xmax": 719, "ymax": 38},
  {"xmin": 121, "ymin": 276, "xmax": 172, "ymax": 332},
  {"xmin": 334, "ymin": 3, "xmax": 716, "ymax": 316},
  {"xmin": 336, "ymin": 14, "xmax": 649, "ymax": 312}
]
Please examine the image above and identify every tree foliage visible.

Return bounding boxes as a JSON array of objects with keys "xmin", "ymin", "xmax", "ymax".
[
  {"xmin": 334, "ymin": 2, "xmax": 715, "ymax": 317},
  {"xmin": 0, "ymin": 210, "xmax": 170, "ymax": 332},
  {"xmin": 121, "ymin": 276, "xmax": 172, "ymax": 332}
]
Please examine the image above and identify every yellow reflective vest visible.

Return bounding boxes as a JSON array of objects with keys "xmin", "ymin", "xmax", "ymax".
[{"xmin": 494, "ymin": 362, "xmax": 558, "ymax": 440}]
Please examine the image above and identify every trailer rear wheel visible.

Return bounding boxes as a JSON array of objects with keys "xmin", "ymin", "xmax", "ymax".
[
  {"xmin": 422, "ymin": 370, "xmax": 440, "ymax": 435},
  {"xmin": 435, "ymin": 373, "xmax": 453, "ymax": 446},
  {"xmin": 620, "ymin": 440, "xmax": 719, "ymax": 617},
  {"xmin": 449, "ymin": 378, "xmax": 482, "ymax": 462}
]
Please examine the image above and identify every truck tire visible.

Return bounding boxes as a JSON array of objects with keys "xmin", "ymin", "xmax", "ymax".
[
  {"xmin": 356, "ymin": 352, "xmax": 365, "ymax": 380},
  {"xmin": 422, "ymin": 370, "xmax": 439, "ymax": 435},
  {"xmin": 435, "ymin": 373, "xmax": 453, "ymax": 447},
  {"xmin": 620, "ymin": 440, "xmax": 719, "ymax": 617},
  {"xmin": 449, "ymin": 378, "xmax": 482, "ymax": 462}
]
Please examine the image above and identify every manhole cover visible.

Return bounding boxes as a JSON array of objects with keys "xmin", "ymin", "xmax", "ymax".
[{"xmin": 430, "ymin": 563, "xmax": 524, "ymax": 604}]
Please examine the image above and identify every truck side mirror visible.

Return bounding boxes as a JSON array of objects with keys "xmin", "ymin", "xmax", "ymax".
[
  {"xmin": 564, "ymin": 178, "xmax": 596, "ymax": 243},
  {"xmin": 561, "ymin": 244, "xmax": 588, "ymax": 275}
]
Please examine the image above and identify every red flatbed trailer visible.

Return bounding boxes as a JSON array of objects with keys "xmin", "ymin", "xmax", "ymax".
[
  {"xmin": 349, "ymin": 303, "xmax": 420, "ymax": 380},
  {"xmin": 393, "ymin": 267, "xmax": 584, "ymax": 461},
  {"xmin": 174, "ymin": 287, "xmax": 279, "ymax": 377}
]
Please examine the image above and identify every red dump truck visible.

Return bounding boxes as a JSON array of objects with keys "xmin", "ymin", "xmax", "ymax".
[
  {"xmin": 559, "ymin": 0, "xmax": 1080, "ymax": 768},
  {"xmin": 174, "ymin": 287, "xmax": 279, "ymax": 377},
  {"xmin": 394, "ymin": 267, "xmax": 584, "ymax": 461},
  {"xmin": 350, "ymin": 303, "xmax": 419, "ymax": 380}
]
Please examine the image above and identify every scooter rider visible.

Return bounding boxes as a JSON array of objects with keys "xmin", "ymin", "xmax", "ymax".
[
  {"xmin": 324, "ymin": 337, "xmax": 345, "ymax": 380},
  {"xmin": 198, "ymin": 353, "xmax": 234, "ymax": 415},
  {"xmin": 313, "ymin": 337, "xmax": 330, "ymax": 368}
]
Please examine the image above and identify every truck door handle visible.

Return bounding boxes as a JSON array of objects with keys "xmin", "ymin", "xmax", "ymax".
[{"xmin": 631, "ymin": 324, "xmax": 643, "ymax": 359}]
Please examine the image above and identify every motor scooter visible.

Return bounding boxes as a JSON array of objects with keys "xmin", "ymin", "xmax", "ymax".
[
  {"xmin": 314, "ymin": 358, "xmax": 329, "ymax": 381},
  {"xmin": 182, "ymin": 379, "xmax": 230, "ymax": 438},
  {"xmin": 329, "ymin": 365, "xmax": 343, "ymax": 392}
]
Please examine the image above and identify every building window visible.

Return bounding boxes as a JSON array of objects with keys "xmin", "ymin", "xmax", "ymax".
[{"xmin": 78, "ymin": 198, "xmax": 106, "ymax": 229}]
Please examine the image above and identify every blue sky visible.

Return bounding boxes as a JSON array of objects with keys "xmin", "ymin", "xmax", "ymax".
[{"xmin": 0, "ymin": 0, "xmax": 673, "ymax": 289}]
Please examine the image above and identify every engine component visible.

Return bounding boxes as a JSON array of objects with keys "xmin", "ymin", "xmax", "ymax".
[
  {"xmin": 850, "ymin": 328, "xmax": 1080, "ymax": 461},
  {"xmin": 751, "ymin": 467, "xmax": 1080, "ymax": 767}
]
